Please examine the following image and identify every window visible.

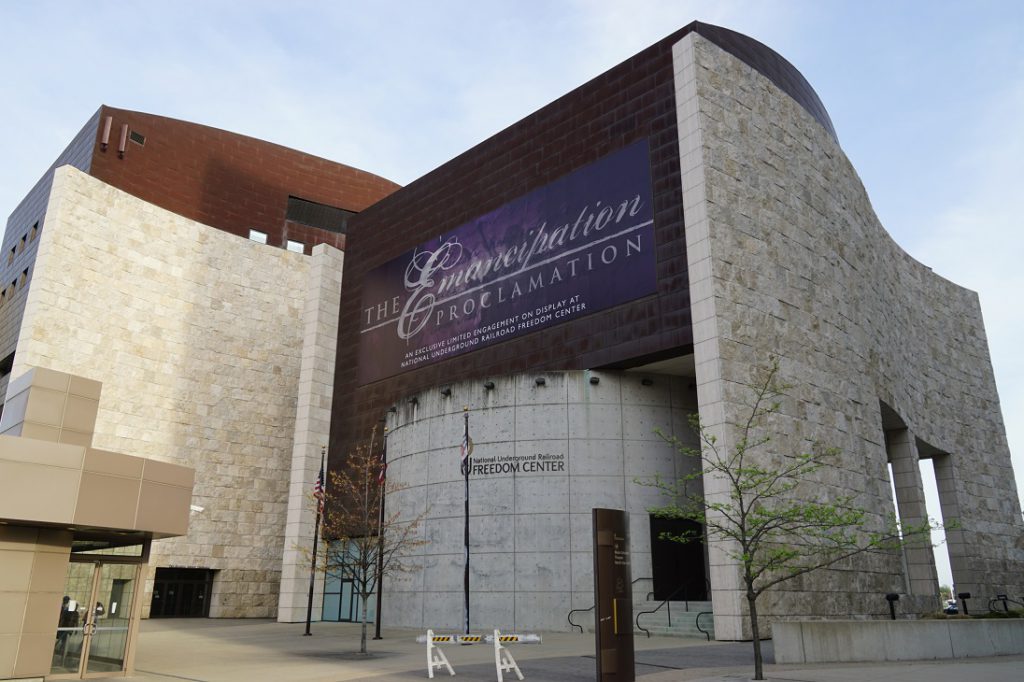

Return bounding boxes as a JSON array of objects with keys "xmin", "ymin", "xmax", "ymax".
[
  {"xmin": 286, "ymin": 240, "xmax": 305, "ymax": 254},
  {"xmin": 19, "ymin": 268, "xmax": 28, "ymax": 287},
  {"xmin": 18, "ymin": 235, "xmax": 26, "ymax": 253},
  {"xmin": 286, "ymin": 196, "xmax": 353, "ymax": 234},
  {"xmin": 7, "ymin": 247, "xmax": 13, "ymax": 265},
  {"xmin": 29, "ymin": 222, "xmax": 38, "ymax": 241},
  {"xmin": 248, "ymin": 229, "xmax": 268, "ymax": 244}
]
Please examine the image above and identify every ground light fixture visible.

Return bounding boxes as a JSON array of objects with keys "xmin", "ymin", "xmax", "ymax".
[
  {"xmin": 885, "ymin": 593, "xmax": 899, "ymax": 620},
  {"xmin": 958, "ymin": 592, "xmax": 972, "ymax": 616}
]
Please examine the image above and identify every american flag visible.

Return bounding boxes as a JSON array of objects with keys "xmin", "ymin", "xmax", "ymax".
[
  {"xmin": 377, "ymin": 445, "xmax": 387, "ymax": 484},
  {"xmin": 460, "ymin": 420, "xmax": 470, "ymax": 476},
  {"xmin": 313, "ymin": 463, "xmax": 325, "ymax": 515}
]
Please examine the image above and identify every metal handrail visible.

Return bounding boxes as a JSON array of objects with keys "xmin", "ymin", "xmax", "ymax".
[
  {"xmin": 635, "ymin": 578, "xmax": 712, "ymax": 638},
  {"xmin": 567, "ymin": 576, "xmax": 652, "ymax": 633},
  {"xmin": 987, "ymin": 595, "xmax": 1024, "ymax": 613},
  {"xmin": 695, "ymin": 611, "xmax": 712, "ymax": 641},
  {"xmin": 567, "ymin": 605, "xmax": 594, "ymax": 633}
]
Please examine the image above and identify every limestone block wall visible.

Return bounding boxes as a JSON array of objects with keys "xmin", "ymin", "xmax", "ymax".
[
  {"xmin": 277, "ymin": 244, "xmax": 344, "ymax": 623},
  {"xmin": 11, "ymin": 165, "xmax": 314, "ymax": 618},
  {"xmin": 382, "ymin": 370, "xmax": 698, "ymax": 632},
  {"xmin": 675, "ymin": 34, "xmax": 1024, "ymax": 638},
  {"xmin": 0, "ymin": 109, "xmax": 100, "ymax": 402}
]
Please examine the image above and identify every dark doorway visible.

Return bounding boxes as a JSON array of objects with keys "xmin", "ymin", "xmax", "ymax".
[
  {"xmin": 150, "ymin": 568, "xmax": 214, "ymax": 617},
  {"xmin": 650, "ymin": 516, "xmax": 707, "ymax": 601}
]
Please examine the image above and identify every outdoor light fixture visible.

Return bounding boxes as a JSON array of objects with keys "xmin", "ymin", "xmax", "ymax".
[
  {"xmin": 589, "ymin": 376, "xmax": 600, "ymax": 385},
  {"xmin": 958, "ymin": 592, "xmax": 972, "ymax": 616},
  {"xmin": 118, "ymin": 123, "xmax": 128, "ymax": 158},
  {"xmin": 100, "ymin": 116, "xmax": 113, "ymax": 151},
  {"xmin": 641, "ymin": 378, "xmax": 653, "ymax": 386},
  {"xmin": 483, "ymin": 381, "xmax": 495, "ymax": 390},
  {"xmin": 440, "ymin": 386, "xmax": 452, "ymax": 397},
  {"xmin": 885, "ymin": 593, "xmax": 900, "ymax": 620},
  {"xmin": 535, "ymin": 377, "xmax": 546, "ymax": 386}
]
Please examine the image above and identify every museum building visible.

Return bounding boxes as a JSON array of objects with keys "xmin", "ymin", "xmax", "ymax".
[
  {"xmin": 333, "ymin": 21, "xmax": 1024, "ymax": 638},
  {"xmin": 1, "ymin": 21, "xmax": 1022, "ymax": 678}
]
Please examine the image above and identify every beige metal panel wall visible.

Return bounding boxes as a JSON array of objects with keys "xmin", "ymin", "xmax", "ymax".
[
  {"xmin": 0, "ymin": 526, "xmax": 72, "ymax": 680},
  {"xmin": 11, "ymin": 166, "xmax": 312, "ymax": 618}
]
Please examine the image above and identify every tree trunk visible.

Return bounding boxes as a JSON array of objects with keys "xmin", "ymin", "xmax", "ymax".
[
  {"xmin": 747, "ymin": 585, "xmax": 763, "ymax": 681},
  {"xmin": 360, "ymin": 593, "xmax": 369, "ymax": 654}
]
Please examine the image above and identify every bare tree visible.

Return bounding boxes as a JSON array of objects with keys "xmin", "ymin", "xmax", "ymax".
[
  {"xmin": 318, "ymin": 435, "xmax": 426, "ymax": 654},
  {"xmin": 647, "ymin": 360, "xmax": 936, "ymax": 680}
]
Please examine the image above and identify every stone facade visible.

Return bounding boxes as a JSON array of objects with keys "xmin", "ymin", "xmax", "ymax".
[
  {"xmin": 276, "ymin": 245, "xmax": 344, "ymax": 622},
  {"xmin": 0, "ymin": 109, "xmax": 99, "ymax": 403},
  {"xmin": 382, "ymin": 370, "xmax": 700, "ymax": 631},
  {"xmin": 10, "ymin": 165, "xmax": 340, "ymax": 618},
  {"xmin": 675, "ymin": 33, "xmax": 1024, "ymax": 638}
]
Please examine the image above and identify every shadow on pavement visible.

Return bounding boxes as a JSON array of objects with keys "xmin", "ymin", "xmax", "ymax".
[{"xmin": 332, "ymin": 641, "xmax": 773, "ymax": 681}]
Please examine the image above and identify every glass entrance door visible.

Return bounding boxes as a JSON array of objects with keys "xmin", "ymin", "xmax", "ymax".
[
  {"xmin": 51, "ymin": 562, "xmax": 140, "ymax": 678},
  {"xmin": 52, "ymin": 563, "xmax": 93, "ymax": 675}
]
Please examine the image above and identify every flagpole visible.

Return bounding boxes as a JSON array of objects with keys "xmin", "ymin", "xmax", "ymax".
[
  {"xmin": 373, "ymin": 426, "xmax": 387, "ymax": 640},
  {"xmin": 462, "ymin": 406, "xmax": 470, "ymax": 635},
  {"xmin": 304, "ymin": 445, "xmax": 325, "ymax": 636}
]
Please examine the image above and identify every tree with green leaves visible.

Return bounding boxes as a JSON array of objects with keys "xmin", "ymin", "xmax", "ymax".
[{"xmin": 647, "ymin": 360, "xmax": 935, "ymax": 680}]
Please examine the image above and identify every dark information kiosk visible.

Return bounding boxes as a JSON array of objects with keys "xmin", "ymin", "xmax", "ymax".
[{"xmin": 592, "ymin": 508, "xmax": 635, "ymax": 681}]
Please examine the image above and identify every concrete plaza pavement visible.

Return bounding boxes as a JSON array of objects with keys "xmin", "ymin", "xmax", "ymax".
[{"xmin": 93, "ymin": 618, "xmax": 1023, "ymax": 682}]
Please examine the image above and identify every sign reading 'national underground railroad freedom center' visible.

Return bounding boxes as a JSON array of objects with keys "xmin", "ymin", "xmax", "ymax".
[{"xmin": 356, "ymin": 141, "xmax": 656, "ymax": 385}]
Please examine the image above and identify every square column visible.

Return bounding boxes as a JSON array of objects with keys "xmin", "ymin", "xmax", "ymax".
[
  {"xmin": 277, "ymin": 245, "xmax": 344, "ymax": 622},
  {"xmin": 932, "ymin": 454, "xmax": 976, "ymax": 596},
  {"xmin": 885, "ymin": 429, "xmax": 939, "ymax": 599}
]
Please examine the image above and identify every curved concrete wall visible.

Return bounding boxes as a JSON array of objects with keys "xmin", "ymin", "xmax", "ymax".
[
  {"xmin": 382, "ymin": 370, "xmax": 698, "ymax": 631},
  {"xmin": 676, "ymin": 33, "xmax": 1024, "ymax": 637}
]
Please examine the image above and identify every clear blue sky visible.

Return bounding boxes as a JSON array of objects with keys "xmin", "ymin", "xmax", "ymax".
[{"xmin": 2, "ymin": 1, "xmax": 1022, "ymax": 587}]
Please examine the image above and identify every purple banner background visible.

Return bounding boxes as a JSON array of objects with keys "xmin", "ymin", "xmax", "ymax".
[{"xmin": 357, "ymin": 140, "xmax": 656, "ymax": 385}]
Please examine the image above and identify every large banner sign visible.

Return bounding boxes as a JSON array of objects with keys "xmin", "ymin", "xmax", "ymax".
[{"xmin": 357, "ymin": 140, "xmax": 656, "ymax": 385}]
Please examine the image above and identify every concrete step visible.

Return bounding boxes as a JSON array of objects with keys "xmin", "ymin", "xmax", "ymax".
[
  {"xmin": 641, "ymin": 619, "xmax": 716, "ymax": 639},
  {"xmin": 633, "ymin": 600, "xmax": 713, "ymax": 612},
  {"xmin": 634, "ymin": 602, "xmax": 714, "ymax": 638},
  {"xmin": 633, "ymin": 601, "xmax": 711, "ymax": 625}
]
